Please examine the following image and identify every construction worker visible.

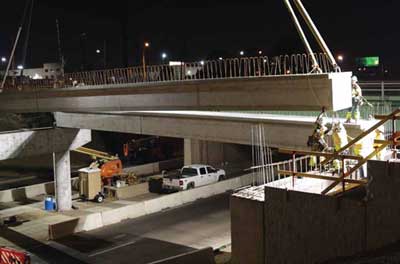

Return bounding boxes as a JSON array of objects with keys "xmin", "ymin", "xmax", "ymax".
[
  {"xmin": 308, "ymin": 108, "xmax": 331, "ymax": 168},
  {"xmin": 346, "ymin": 76, "xmax": 363, "ymax": 123},
  {"xmin": 352, "ymin": 132, "xmax": 375, "ymax": 179},
  {"xmin": 332, "ymin": 121, "xmax": 348, "ymax": 152},
  {"xmin": 374, "ymin": 125, "xmax": 386, "ymax": 160},
  {"xmin": 330, "ymin": 121, "xmax": 349, "ymax": 174}
]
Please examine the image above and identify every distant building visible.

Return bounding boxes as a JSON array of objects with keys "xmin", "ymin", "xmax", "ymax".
[{"xmin": 7, "ymin": 63, "xmax": 64, "ymax": 79}]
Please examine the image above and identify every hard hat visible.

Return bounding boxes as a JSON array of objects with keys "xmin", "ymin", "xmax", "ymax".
[{"xmin": 351, "ymin": 76, "xmax": 358, "ymax": 83}]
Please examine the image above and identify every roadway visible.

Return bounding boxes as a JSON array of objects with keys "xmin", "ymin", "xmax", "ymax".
[{"xmin": 32, "ymin": 193, "xmax": 230, "ymax": 263}]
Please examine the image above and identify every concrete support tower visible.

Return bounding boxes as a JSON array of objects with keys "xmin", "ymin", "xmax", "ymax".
[{"xmin": 54, "ymin": 151, "xmax": 72, "ymax": 211}]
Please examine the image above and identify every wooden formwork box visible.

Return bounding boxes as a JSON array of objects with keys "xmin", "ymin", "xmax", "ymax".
[{"xmin": 79, "ymin": 168, "xmax": 102, "ymax": 200}]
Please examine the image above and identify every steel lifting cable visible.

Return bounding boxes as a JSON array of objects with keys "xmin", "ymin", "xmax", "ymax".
[
  {"xmin": 283, "ymin": 0, "xmax": 320, "ymax": 73},
  {"xmin": 293, "ymin": 0, "xmax": 340, "ymax": 72}
]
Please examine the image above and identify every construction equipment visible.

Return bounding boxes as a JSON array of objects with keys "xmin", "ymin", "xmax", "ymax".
[
  {"xmin": 122, "ymin": 136, "xmax": 182, "ymax": 165},
  {"xmin": 0, "ymin": 247, "xmax": 30, "ymax": 264},
  {"xmin": 123, "ymin": 136, "xmax": 160, "ymax": 164},
  {"xmin": 74, "ymin": 146, "xmax": 122, "ymax": 186},
  {"xmin": 78, "ymin": 167, "xmax": 104, "ymax": 203}
]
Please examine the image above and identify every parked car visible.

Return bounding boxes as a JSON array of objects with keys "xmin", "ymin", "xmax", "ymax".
[{"xmin": 162, "ymin": 164, "xmax": 226, "ymax": 191}]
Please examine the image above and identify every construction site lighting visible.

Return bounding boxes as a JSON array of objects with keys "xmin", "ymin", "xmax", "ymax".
[
  {"xmin": 96, "ymin": 49, "xmax": 101, "ymax": 54},
  {"xmin": 17, "ymin": 65, "xmax": 24, "ymax": 70},
  {"xmin": 258, "ymin": 50, "xmax": 263, "ymax": 55},
  {"xmin": 240, "ymin": 51, "xmax": 244, "ymax": 56},
  {"xmin": 161, "ymin": 53, "xmax": 167, "ymax": 59},
  {"xmin": 337, "ymin": 55, "xmax": 344, "ymax": 61},
  {"xmin": 169, "ymin": 61, "xmax": 183, "ymax": 66},
  {"xmin": 145, "ymin": 42, "xmax": 150, "ymax": 48},
  {"xmin": 1, "ymin": 57, "xmax": 6, "ymax": 63},
  {"xmin": 200, "ymin": 60, "xmax": 205, "ymax": 65},
  {"xmin": 219, "ymin": 57, "xmax": 223, "ymax": 60}
]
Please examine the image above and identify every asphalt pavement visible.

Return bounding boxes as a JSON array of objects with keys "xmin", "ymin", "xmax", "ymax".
[{"xmin": 49, "ymin": 192, "xmax": 231, "ymax": 264}]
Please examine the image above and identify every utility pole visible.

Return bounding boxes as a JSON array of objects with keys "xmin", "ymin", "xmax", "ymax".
[
  {"xmin": 80, "ymin": 33, "xmax": 87, "ymax": 71},
  {"xmin": 56, "ymin": 19, "xmax": 65, "ymax": 71}
]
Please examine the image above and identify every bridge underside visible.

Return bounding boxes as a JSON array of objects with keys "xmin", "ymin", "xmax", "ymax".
[
  {"xmin": 0, "ymin": 73, "xmax": 352, "ymax": 113},
  {"xmin": 0, "ymin": 128, "xmax": 91, "ymax": 160},
  {"xmin": 54, "ymin": 111, "xmax": 368, "ymax": 150}
]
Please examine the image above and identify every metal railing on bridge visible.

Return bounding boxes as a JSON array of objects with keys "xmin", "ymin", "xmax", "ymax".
[
  {"xmin": 360, "ymin": 81, "xmax": 400, "ymax": 99},
  {"xmin": 2, "ymin": 53, "xmax": 334, "ymax": 92}
]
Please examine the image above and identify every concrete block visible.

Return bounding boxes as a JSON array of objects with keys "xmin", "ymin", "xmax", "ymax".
[
  {"xmin": 48, "ymin": 218, "xmax": 80, "ymax": 240},
  {"xmin": 0, "ymin": 190, "xmax": 13, "ymax": 203},
  {"xmin": 264, "ymin": 187, "xmax": 365, "ymax": 264},
  {"xmin": 115, "ymin": 182, "xmax": 148, "ymax": 199},
  {"xmin": 231, "ymin": 196, "xmax": 265, "ymax": 264},
  {"xmin": 74, "ymin": 212, "xmax": 103, "ymax": 232}
]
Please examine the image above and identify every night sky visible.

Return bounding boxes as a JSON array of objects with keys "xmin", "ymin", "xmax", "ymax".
[{"xmin": 0, "ymin": 0, "xmax": 398, "ymax": 75}]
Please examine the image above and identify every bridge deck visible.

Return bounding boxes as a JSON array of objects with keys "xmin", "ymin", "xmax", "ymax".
[{"xmin": 0, "ymin": 73, "xmax": 352, "ymax": 113}]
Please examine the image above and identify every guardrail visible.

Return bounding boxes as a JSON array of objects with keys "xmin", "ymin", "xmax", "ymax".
[
  {"xmin": 2, "ymin": 53, "xmax": 334, "ymax": 92},
  {"xmin": 360, "ymin": 81, "xmax": 400, "ymax": 98},
  {"xmin": 247, "ymin": 155, "xmax": 311, "ymax": 185}
]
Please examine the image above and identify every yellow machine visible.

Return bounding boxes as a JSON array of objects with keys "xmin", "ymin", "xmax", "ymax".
[{"xmin": 74, "ymin": 147, "xmax": 123, "ymax": 185}]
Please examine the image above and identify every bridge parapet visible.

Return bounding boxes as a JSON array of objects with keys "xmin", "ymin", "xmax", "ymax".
[{"xmin": 2, "ymin": 53, "xmax": 334, "ymax": 92}]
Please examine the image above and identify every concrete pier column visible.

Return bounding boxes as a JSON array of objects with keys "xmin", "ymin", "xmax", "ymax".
[
  {"xmin": 184, "ymin": 138, "xmax": 226, "ymax": 167},
  {"xmin": 184, "ymin": 139, "xmax": 202, "ymax": 165},
  {"xmin": 54, "ymin": 151, "xmax": 72, "ymax": 211}
]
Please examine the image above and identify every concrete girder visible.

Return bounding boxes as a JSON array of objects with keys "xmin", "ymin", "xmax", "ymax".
[
  {"xmin": 54, "ymin": 111, "xmax": 369, "ymax": 150},
  {"xmin": 0, "ymin": 73, "xmax": 352, "ymax": 113},
  {"xmin": 0, "ymin": 128, "xmax": 91, "ymax": 161}
]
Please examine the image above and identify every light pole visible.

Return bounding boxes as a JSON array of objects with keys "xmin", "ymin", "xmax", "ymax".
[
  {"xmin": 142, "ymin": 42, "xmax": 150, "ymax": 80},
  {"xmin": 161, "ymin": 52, "xmax": 167, "ymax": 63}
]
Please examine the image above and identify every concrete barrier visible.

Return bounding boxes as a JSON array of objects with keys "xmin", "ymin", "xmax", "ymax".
[
  {"xmin": 114, "ymin": 182, "xmax": 148, "ymax": 199},
  {"xmin": 48, "ymin": 218, "xmax": 80, "ymax": 240},
  {"xmin": 0, "ymin": 178, "xmax": 79, "ymax": 203}
]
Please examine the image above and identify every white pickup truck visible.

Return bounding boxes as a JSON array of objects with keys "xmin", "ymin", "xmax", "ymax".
[{"xmin": 162, "ymin": 164, "xmax": 226, "ymax": 191}]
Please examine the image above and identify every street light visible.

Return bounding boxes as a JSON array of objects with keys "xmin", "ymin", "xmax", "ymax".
[
  {"xmin": 240, "ymin": 51, "xmax": 244, "ymax": 56},
  {"xmin": 161, "ymin": 53, "xmax": 167, "ymax": 60},
  {"xmin": 142, "ymin": 42, "xmax": 150, "ymax": 79},
  {"xmin": 17, "ymin": 65, "xmax": 24, "ymax": 70},
  {"xmin": 1, "ymin": 57, "xmax": 6, "ymax": 63},
  {"xmin": 258, "ymin": 50, "xmax": 263, "ymax": 55},
  {"xmin": 337, "ymin": 55, "xmax": 344, "ymax": 62},
  {"xmin": 96, "ymin": 49, "xmax": 101, "ymax": 54}
]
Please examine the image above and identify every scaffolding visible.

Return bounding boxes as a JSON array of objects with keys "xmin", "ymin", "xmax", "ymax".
[{"xmin": 278, "ymin": 109, "xmax": 400, "ymax": 195}]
